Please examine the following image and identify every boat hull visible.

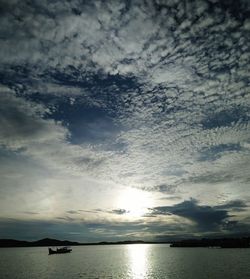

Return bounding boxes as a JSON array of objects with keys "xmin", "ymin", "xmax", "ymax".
[{"xmin": 48, "ymin": 248, "xmax": 72, "ymax": 255}]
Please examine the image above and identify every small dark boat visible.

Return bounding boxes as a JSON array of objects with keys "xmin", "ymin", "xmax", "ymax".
[{"xmin": 48, "ymin": 247, "xmax": 72, "ymax": 255}]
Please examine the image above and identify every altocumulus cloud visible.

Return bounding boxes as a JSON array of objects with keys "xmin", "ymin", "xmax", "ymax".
[{"xmin": 0, "ymin": 0, "xmax": 249, "ymax": 241}]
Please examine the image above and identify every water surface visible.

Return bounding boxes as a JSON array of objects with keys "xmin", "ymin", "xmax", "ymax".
[{"xmin": 1, "ymin": 244, "xmax": 250, "ymax": 278}]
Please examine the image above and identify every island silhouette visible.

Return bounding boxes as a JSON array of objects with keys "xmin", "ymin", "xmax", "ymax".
[
  {"xmin": 0, "ymin": 237, "xmax": 250, "ymax": 248},
  {"xmin": 0, "ymin": 238, "xmax": 150, "ymax": 247}
]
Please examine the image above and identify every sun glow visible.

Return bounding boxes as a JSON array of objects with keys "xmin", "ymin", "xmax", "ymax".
[{"xmin": 116, "ymin": 188, "xmax": 153, "ymax": 217}]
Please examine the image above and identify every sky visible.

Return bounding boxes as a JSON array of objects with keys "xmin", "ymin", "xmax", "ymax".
[{"xmin": 0, "ymin": 0, "xmax": 249, "ymax": 242}]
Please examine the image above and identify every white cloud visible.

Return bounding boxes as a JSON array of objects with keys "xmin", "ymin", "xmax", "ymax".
[{"xmin": 0, "ymin": 90, "xmax": 67, "ymax": 150}]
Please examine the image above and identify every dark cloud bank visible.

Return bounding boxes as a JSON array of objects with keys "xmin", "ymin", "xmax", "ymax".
[{"xmin": 148, "ymin": 199, "xmax": 249, "ymax": 232}]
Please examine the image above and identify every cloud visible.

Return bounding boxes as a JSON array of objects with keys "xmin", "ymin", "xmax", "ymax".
[
  {"xmin": 198, "ymin": 143, "xmax": 242, "ymax": 162},
  {"xmin": 92, "ymin": 208, "xmax": 130, "ymax": 215},
  {"xmin": 110, "ymin": 209, "xmax": 129, "ymax": 215},
  {"xmin": 0, "ymin": 0, "xmax": 249, "ymax": 239},
  {"xmin": 66, "ymin": 210, "xmax": 80, "ymax": 215},
  {"xmin": 0, "ymin": 218, "xmax": 94, "ymax": 241},
  {"xmin": 0, "ymin": 197, "xmax": 249, "ymax": 241},
  {"xmin": 0, "ymin": 89, "xmax": 67, "ymax": 150},
  {"xmin": 215, "ymin": 200, "xmax": 248, "ymax": 211},
  {"xmin": 0, "ymin": 217, "xmax": 166, "ymax": 241},
  {"xmin": 201, "ymin": 107, "xmax": 249, "ymax": 129},
  {"xmin": 149, "ymin": 199, "xmax": 249, "ymax": 232},
  {"xmin": 143, "ymin": 184, "xmax": 178, "ymax": 194}
]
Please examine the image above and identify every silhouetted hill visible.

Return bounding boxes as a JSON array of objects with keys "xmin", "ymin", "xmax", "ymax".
[
  {"xmin": 0, "ymin": 238, "xmax": 80, "ymax": 247},
  {"xmin": 0, "ymin": 239, "xmax": 30, "ymax": 247},
  {"xmin": 32, "ymin": 238, "xmax": 79, "ymax": 247},
  {"xmin": 96, "ymin": 240, "xmax": 147, "ymax": 245}
]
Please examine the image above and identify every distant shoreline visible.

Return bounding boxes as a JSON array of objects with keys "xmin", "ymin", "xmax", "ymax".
[
  {"xmin": 1, "ymin": 237, "xmax": 250, "ymax": 248},
  {"xmin": 170, "ymin": 237, "xmax": 250, "ymax": 248},
  {"xmin": 0, "ymin": 238, "xmax": 169, "ymax": 248}
]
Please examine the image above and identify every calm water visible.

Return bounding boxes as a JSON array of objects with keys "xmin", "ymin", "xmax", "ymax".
[{"xmin": 1, "ymin": 244, "xmax": 250, "ymax": 279}]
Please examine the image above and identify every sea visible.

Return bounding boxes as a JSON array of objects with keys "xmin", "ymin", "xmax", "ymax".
[{"xmin": 1, "ymin": 244, "xmax": 250, "ymax": 279}]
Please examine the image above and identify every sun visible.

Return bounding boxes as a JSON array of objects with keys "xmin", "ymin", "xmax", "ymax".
[{"xmin": 116, "ymin": 187, "xmax": 153, "ymax": 217}]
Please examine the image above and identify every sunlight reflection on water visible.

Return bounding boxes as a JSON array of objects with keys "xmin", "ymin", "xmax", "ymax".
[{"xmin": 127, "ymin": 244, "xmax": 150, "ymax": 278}]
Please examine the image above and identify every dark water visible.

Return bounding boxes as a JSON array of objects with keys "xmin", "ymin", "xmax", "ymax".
[{"xmin": 1, "ymin": 244, "xmax": 250, "ymax": 278}]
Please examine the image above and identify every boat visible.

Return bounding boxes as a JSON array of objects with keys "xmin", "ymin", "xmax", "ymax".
[{"xmin": 48, "ymin": 247, "xmax": 72, "ymax": 255}]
